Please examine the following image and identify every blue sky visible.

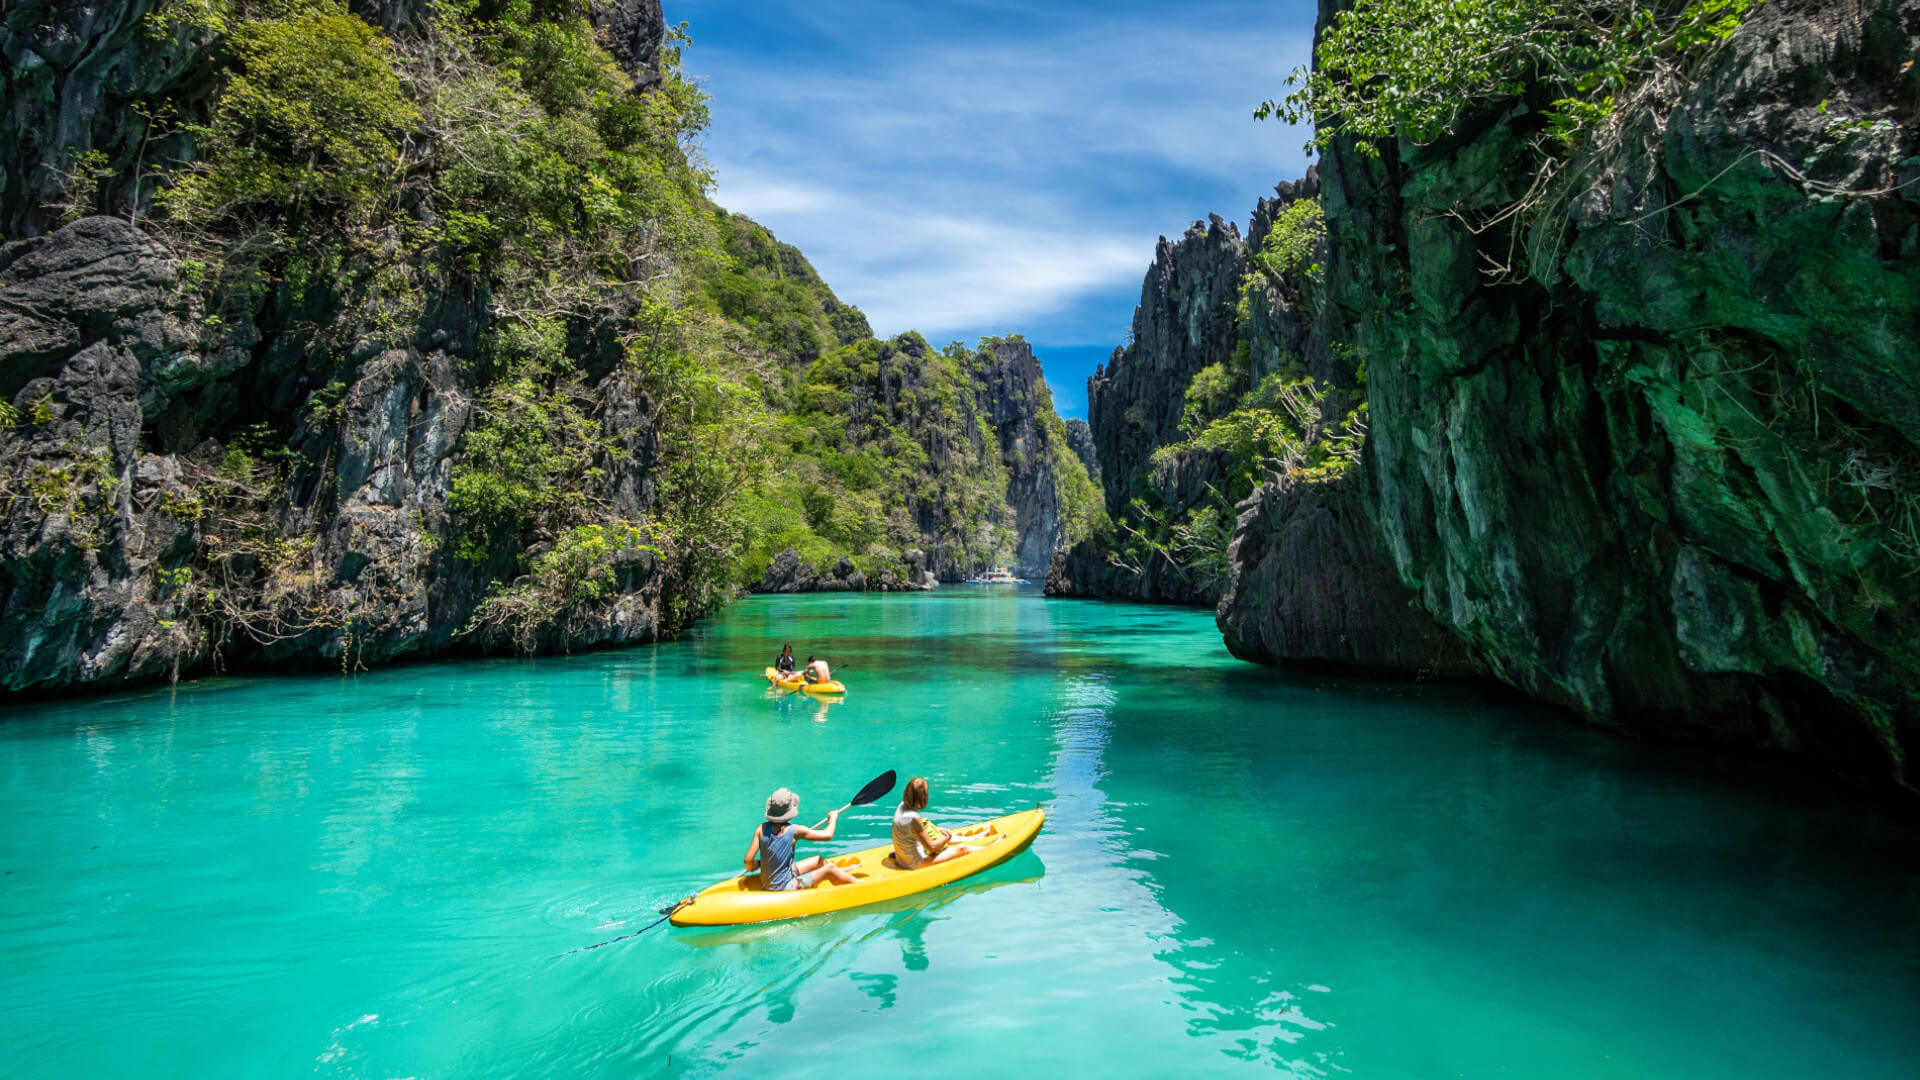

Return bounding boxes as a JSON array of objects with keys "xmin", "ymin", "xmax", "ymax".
[{"xmin": 676, "ymin": 0, "xmax": 1319, "ymax": 418}]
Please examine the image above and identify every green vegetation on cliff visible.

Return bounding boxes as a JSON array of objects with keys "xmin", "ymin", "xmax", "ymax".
[
  {"xmin": 1220, "ymin": 0, "xmax": 1920, "ymax": 791},
  {"xmin": 739, "ymin": 331, "xmax": 1102, "ymax": 583},
  {"xmin": 1262, "ymin": 0, "xmax": 1758, "ymax": 157},
  {"xmin": 13, "ymin": 0, "xmax": 1098, "ymax": 667},
  {"xmin": 106, "ymin": 0, "xmax": 738, "ymax": 651},
  {"xmin": 1091, "ymin": 195, "xmax": 1358, "ymax": 602}
]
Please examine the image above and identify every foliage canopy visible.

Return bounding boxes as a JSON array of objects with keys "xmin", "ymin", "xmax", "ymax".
[{"xmin": 1260, "ymin": 0, "xmax": 1758, "ymax": 156}]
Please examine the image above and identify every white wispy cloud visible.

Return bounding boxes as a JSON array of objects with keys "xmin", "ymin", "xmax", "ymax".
[
  {"xmin": 714, "ymin": 171, "xmax": 1151, "ymax": 335},
  {"xmin": 686, "ymin": 0, "xmax": 1315, "ymax": 345}
]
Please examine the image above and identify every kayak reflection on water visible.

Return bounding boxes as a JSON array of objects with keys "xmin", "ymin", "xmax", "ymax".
[{"xmin": 764, "ymin": 692, "xmax": 841, "ymax": 722}]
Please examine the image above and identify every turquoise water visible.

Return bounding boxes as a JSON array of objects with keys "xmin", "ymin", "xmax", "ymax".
[{"xmin": 4, "ymin": 589, "xmax": 1918, "ymax": 1078}]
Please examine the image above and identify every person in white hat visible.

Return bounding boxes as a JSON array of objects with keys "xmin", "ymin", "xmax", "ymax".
[{"xmin": 744, "ymin": 787, "xmax": 857, "ymax": 891}]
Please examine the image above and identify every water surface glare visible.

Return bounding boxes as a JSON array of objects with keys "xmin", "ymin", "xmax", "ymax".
[{"xmin": 4, "ymin": 589, "xmax": 1918, "ymax": 1077}]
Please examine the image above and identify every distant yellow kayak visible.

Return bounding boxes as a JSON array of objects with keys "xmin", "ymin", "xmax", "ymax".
[
  {"xmin": 670, "ymin": 807, "xmax": 1045, "ymax": 927},
  {"xmin": 761, "ymin": 668, "xmax": 844, "ymax": 694}
]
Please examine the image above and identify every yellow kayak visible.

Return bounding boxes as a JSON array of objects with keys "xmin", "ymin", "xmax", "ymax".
[
  {"xmin": 800, "ymin": 679, "xmax": 844, "ymax": 695},
  {"xmin": 670, "ymin": 807, "xmax": 1045, "ymax": 927}
]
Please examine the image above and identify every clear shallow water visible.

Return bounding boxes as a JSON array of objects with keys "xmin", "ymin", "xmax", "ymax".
[{"xmin": 3, "ymin": 589, "xmax": 1918, "ymax": 1078}]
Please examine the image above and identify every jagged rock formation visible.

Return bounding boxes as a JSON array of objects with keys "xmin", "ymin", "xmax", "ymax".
[
  {"xmin": 705, "ymin": 214, "xmax": 1090, "ymax": 591},
  {"xmin": 1087, "ymin": 215, "xmax": 1245, "ymax": 513},
  {"xmin": 0, "ymin": 218, "xmax": 204, "ymax": 686},
  {"xmin": 1243, "ymin": 175, "xmax": 1342, "ymax": 387},
  {"xmin": 1046, "ymin": 217, "xmax": 1245, "ymax": 605},
  {"xmin": 1046, "ymin": 446, "xmax": 1233, "ymax": 604},
  {"xmin": 1062, "ymin": 418, "xmax": 1099, "ymax": 485},
  {"xmin": 1050, "ymin": 172, "xmax": 1387, "ymax": 610},
  {"xmin": 982, "ymin": 340, "xmax": 1067, "ymax": 576},
  {"xmin": 1223, "ymin": 0, "xmax": 1920, "ymax": 796},
  {"xmin": 0, "ymin": 2, "xmax": 684, "ymax": 694},
  {"xmin": 590, "ymin": 0, "xmax": 669, "ymax": 88},
  {"xmin": 0, "ymin": 212, "xmax": 668, "ymax": 690},
  {"xmin": 2, "ymin": 0, "xmax": 199, "ymax": 237}
]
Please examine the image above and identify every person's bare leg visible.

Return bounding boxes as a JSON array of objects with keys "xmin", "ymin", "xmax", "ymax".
[
  {"xmin": 817, "ymin": 861, "xmax": 857, "ymax": 885},
  {"xmin": 926, "ymin": 844, "xmax": 975, "ymax": 865},
  {"xmin": 793, "ymin": 855, "xmax": 826, "ymax": 875}
]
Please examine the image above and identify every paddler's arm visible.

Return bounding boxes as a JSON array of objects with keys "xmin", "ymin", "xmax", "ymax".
[
  {"xmin": 743, "ymin": 827, "xmax": 761, "ymax": 871},
  {"xmin": 919, "ymin": 818, "xmax": 950, "ymax": 853},
  {"xmin": 795, "ymin": 807, "xmax": 841, "ymax": 842}
]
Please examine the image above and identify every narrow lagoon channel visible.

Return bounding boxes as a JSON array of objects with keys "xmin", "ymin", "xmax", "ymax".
[{"xmin": 3, "ymin": 589, "xmax": 1917, "ymax": 1077}]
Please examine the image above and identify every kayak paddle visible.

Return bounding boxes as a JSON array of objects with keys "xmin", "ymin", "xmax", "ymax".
[{"xmin": 807, "ymin": 768, "xmax": 895, "ymax": 829}]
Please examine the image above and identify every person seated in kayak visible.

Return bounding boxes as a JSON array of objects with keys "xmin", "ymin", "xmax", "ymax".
[
  {"xmin": 803, "ymin": 655, "xmax": 831, "ymax": 684},
  {"xmin": 745, "ymin": 787, "xmax": 857, "ymax": 891},
  {"xmin": 892, "ymin": 777, "xmax": 975, "ymax": 869},
  {"xmin": 774, "ymin": 644, "xmax": 796, "ymax": 675}
]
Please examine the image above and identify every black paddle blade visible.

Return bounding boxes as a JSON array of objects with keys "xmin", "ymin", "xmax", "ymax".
[{"xmin": 849, "ymin": 769, "xmax": 897, "ymax": 807}]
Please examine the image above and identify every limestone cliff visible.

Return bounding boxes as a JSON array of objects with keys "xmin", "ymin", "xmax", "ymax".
[
  {"xmin": 1221, "ymin": 0, "xmax": 1920, "ymax": 795},
  {"xmin": 0, "ymin": 0, "xmax": 1091, "ymax": 694},
  {"xmin": 1050, "ymin": 175, "xmax": 1363, "ymax": 608},
  {"xmin": 1087, "ymin": 215, "xmax": 1247, "ymax": 516},
  {"xmin": 1047, "ymin": 216, "xmax": 1246, "ymax": 605},
  {"xmin": 1062, "ymin": 418, "xmax": 1100, "ymax": 486},
  {"xmin": 1, "ymin": 2, "xmax": 689, "ymax": 691},
  {"xmin": 982, "ymin": 339, "xmax": 1069, "ymax": 577},
  {"xmin": 759, "ymin": 334, "xmax": 1080, "ymax": 587},
  {"xmin": 0, "ymin": 210, "xmax": 665, "ymax": 691}
]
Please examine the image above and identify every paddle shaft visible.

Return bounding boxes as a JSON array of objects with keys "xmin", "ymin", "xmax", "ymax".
[
  {"xmin": 551, "ymin": 899, "xmax": 690, "ymax": 957},
  {"xmin": 809, "ymin": 802, "xmax": 852, "ymax": 831}
]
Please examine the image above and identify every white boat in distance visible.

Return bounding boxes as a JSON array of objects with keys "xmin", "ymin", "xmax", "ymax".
[{"xmin": 964, "ymin": 567, "xmax": 1031, "ymax": 585}]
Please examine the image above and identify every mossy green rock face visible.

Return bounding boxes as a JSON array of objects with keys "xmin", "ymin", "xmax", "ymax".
[
  {"xmin": 1307, "ymin": 0, "xmax": 1920, "ymax": 794},
  {"xmin": 0, "ymin": 1, "xmax": 1089, "ymax": 693}
]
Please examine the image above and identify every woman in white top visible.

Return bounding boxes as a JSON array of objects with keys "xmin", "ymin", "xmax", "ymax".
[{"xmin": 891, "ymin": 777, "xmax": 975, "ymax": 869}]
